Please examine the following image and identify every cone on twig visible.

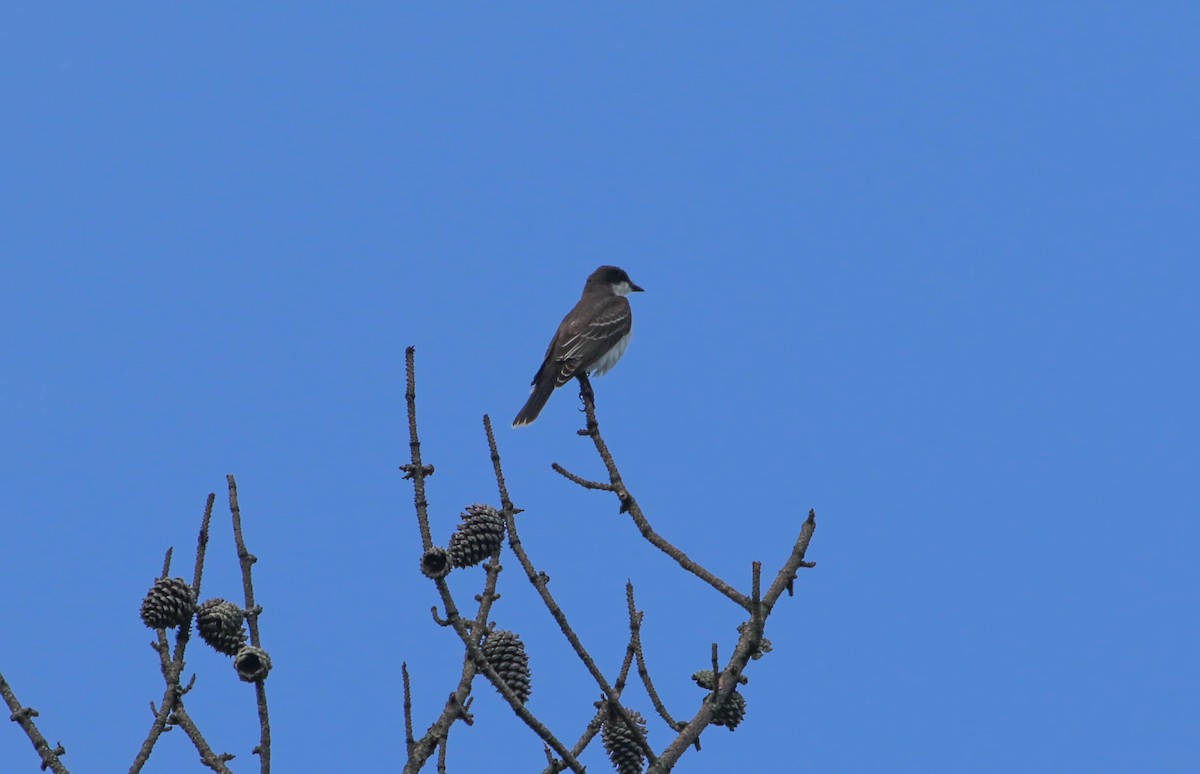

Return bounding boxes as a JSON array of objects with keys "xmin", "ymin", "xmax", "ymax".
[
  {"xmin": 481, "ymin": 628, "xmax": 531, "ymax": 704},
  {"xmin": 195, "ymin": 598, "xmax": 247, "ymax": 656},
  {"xmin": 140, "ymin": 577, "xmax": 196, "ymax": 630},
  {"xmin": 235, "ymin": 645, "xmax": 272, "ymax": 683},
  {"xmin": 692, "ymin": 670, "xmax": 747, "ymax": 731},
  {"xmin": 420, "ymin": 546, "xmax": 451, "ymax": 579},
  {"xmin": 448, "ymin": 504, "xmax": 505, "ymax": 568},
  {"xmin": 602, "ymin": 702, "xmax": 648, "ymax": 774}
]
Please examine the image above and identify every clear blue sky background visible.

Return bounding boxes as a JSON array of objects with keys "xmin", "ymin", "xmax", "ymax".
[{"xmin": 2, "ymin": 5, "xmax": 1196, "ymax": 773}]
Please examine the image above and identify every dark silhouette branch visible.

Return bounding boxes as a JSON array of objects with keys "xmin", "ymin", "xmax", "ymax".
[
  {"xmin": 131, "ymin": 494, "xmax": 221, "ymax": 774},
  {"xmin": 402, "ymin": 353, "xmax": 583, "ymax": 774},
  {"xmin": 226, "ymin": 475, "xmax": 272, "ymax": 774},
  {"xmin": 650, "ymin": 510, "xmax": 817, "ymax": 771},
  {"xmin": 615, "ymin": 582, "xmax": 641, "ymax": 697},
  {"xmin": 538, "ymin": 584, "xmax": 642, "ymax": 774},
  {"xmin": 403, "ymin": 349, "xmax": 504, "ymax": 772},
  {"xmin": 561, "ymin": 373, "xmax": 751, "ymax": 609},
  {"xmin": 401, "ymin": 350, "xmax": 819, "ymax": 772},
  {"xmin": 484, "ymin": 415, "xmax": 655, "ymax": 766},
  {"xmin": 550, "ymin": 463, "xmax": 616, "ymax": 492},
  {"xmin": 404, "ymin": 549, "xmax": 502, "ymax": 772},
  {"xmin": 402, "ymin": 662, "xmax": 415, "ymax": 758},
  {"xmin": 568, "ymin": 374, "xmax": 819, "ymax": 771},
  {"xmin": 432, "ymin": 578, "xmax": 586, "ymax": 772},
  {"xmin": 401, "ymin": 346, "xmax": 435, "ymax": 552},
  {"xmin": 169, "ymin": 704, "xmax": 236, "ymax": 773},
  {"xmin": 436, "ymin": 734, "xmax": 448, "ymax": 774},
  {"xmin": 0, "ymin": 672, "xmax": 70, "ymax": 774},
  {"xmin": 627, "ymin": 582, "xmax": 681, "ymax": 732}
]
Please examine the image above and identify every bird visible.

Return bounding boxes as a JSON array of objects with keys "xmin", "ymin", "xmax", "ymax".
[{"xmin": 512, "ymin": 265, "xmax": 644, "ymax": 427}]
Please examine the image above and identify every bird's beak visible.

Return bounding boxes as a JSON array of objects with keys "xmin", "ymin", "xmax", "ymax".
[{"xmin": 630, "ymin": 281, "xmax": 645, "ymax": 292}]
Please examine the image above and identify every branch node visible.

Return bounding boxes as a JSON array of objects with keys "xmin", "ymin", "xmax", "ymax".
[{"xmin": 400, "ymin": 463, "xmax": 436, "ymax": 480}]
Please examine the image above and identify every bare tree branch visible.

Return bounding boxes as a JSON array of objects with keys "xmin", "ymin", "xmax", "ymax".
[
  {"xmin": 550, "ymin": 463, "xmax": 616, "ymax": 492},
  {"xmin": 403, "ymin": 353, "xmax": 583, "ymax": 773},
  {"xmin": 226, "ymin": 475, "xmax": 272, "ymax": 774},
  {"xmin": 131, "ymin": 493, "xmax": 217, "ymax": 774},
  {"xmin": 560, "ymin": 374, "xmax": 751, "ymax": 609},
  {"xmin": 403, "ymin": 548, "xmax": 503, "ymax": 772},
  {"xmin": 401, "ymin": 346, "xmax": 435, "ymax": 552},
  {"xmin": 401, "ymin": 350, "xmax": 819, "ymax": 772},
  {"xmin": 169, "ymin": 704, "xmax": 236, "ymax": 774},
  {"xmin": 650, "ymin": 510, "xmax": 817, "ymax": 771},
  {"xmin": 627, "ymin": 582, "xmax": 681, "ymax": 732},
  {"xmin": 432, "ymin": 578, "xmax": 587, "ymax": 772},
  {"xmin": 615, "ymin": 582, "xmax": 641, "ymax": 697},
  {"xmin": 0, "ymin": 672, "xmax": 70, "ymax": 774},
  {"xmin": 402, "ymin": 351, "xmax": 504, "ymax": 772},
  {"xmin": 484, "ymin": 413, "xmax": 656, "ymax": 765},
  {"xmin": 402, "ymin": 662, "xmax": 415, "ymax": 758}
]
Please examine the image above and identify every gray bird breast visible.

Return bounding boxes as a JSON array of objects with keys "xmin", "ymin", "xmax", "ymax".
[{"xmin": 589, "ymin": 332, "xmax": 631, "ymax": 376}]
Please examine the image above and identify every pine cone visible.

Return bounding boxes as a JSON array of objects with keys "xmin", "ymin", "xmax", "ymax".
[
  {"xmin": 234, "ymin": 645, "xmax": 272, "ymax": 683},
  {"xmin": 420, "ymin": 546, "xmax": 451, "ymax": 579},
  {"xmin": 602, "ymin": 704, "xmax": 647, "ymax": 774},
  {"xmin": 196, "ymin": 598, "xmax": 247, "ymax": 656},
  {"xmin": 139, "ymin": 577, "xmax": 196, "ymax": 630},
  {"xmin": 691, "ymin": 670, "xmax": 747, "ymax": 731},
  {"xmin": 481, "ymin": 628, "xmax": 531, "ymax": 704},
  {"xmin": 448, "ymin": 504, "xmax": 505, "ymax": 568}
]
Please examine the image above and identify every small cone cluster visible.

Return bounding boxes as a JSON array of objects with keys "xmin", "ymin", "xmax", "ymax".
[{"xmin": 692, "ymin": 670, "xmax": 747, "ymax": 731}]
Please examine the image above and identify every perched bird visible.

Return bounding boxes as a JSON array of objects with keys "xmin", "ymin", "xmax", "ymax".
[{"xmin": 512, "ymin": 266, "xmax": 644, "ymax": 427}]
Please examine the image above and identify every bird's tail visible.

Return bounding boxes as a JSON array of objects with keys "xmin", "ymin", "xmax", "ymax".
[{"xmin": 512, "ymin": 368, "xmax": 556, "ymax": 427}]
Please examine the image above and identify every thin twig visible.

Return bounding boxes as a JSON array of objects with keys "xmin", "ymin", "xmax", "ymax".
[
  {"xmin": 627, "ymin": 583, "xmax": 680, "ymax": 731},
  {"xmin": 403, "ymin": 552, "xmax": 502, "ymax": 772},
  {"xmin": 537, "ymin": 592, "xmax": 639, "ymax": 774},
  {"xmin": 404, "ymin": 539, "xmax": 502, "ymax": 759},
  {"xmin": 402, "ymin": 346, "xmax": 435, "ymax": 551},
  {"xmin": 170, "ymin": 704, "xmax": 235, "ymax": 774},
  {"xmin": 402, "ymin": 662, "xmax": 415, "ymax": 758},
  {"xmin": 192, "ymin": 493, "xmax": 216, "ymax": 597},
  {"xmin": 540, "ymin": 711, "xmax": 607, "ymax": 774},
  {"xmin": 709, "ymin": 644, "xmax": 721, "ymax": 703},
  {"xmin": 550, "ymin": 463, "xmax": 616, "ymax": 492},
  {"xmin": 486, "ymin": 415, "xmax": 656, "ymax": 766},
  {"xmin": 762, "ymin": 510, "xmax": 818, "ymax": 614},
  {"xmin": 434, "ymin": 576, "xmax": 587, "ymax": 773},
  {"xmin": 0, "ymin": 672, "xmax": 70, "ymax": 774},
  {"xmin": 436, "ymin": 733, "xmax": 448, "ymax": 774},
  {"xmin": 564, "ymin": 374, "xmax": 750, "ymax": 609},
  {"xmin": 130, "ymin": 493, "xmax": 216, "ymax": 774},
  {"xmin": 227, "ymin": 475, "xmax": 272, "ymax": 774},
  {"xmin": 614, "ymin": 582, "xmax": 640, "ymax": 696},
  {"xmin": 649, "ymin": 510, "xmax": 817, "ymax": 772},
  {"xmin": 403, "ymin": 356, "xmax": 529, "ymax": 772},
  {"xmin": 539, "ymin": 611, "xmax": 641, "ymax": 774}
]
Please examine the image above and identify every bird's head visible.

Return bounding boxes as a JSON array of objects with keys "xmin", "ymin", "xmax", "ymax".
[{"xmin": 587, "ymin": 265, "xmax": 644, "ymax": 296}]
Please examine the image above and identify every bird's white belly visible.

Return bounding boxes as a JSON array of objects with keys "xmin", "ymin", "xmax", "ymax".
[{"xmin": 589, "ymin": 332, "xmax": 631, "ymax": 376}]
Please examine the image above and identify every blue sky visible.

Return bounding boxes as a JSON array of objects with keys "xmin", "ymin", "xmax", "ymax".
[{"xmin": 2, "ymin": 5, "xmax": 1197, "ymax": 773}]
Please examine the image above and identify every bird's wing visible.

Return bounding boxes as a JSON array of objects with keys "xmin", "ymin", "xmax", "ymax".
[{"xmin": 551, "ymin": 296, "xmax": 632, "ymax": 387}]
